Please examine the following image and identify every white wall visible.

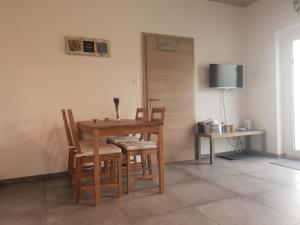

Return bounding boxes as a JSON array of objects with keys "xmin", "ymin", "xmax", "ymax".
[
  {"xmin": 0, "ymin": 0, "xmax": 244, "ymax": 179},
  {"xmin": 242, "ymin": 0, "xmax": 300, "ymax": 155}
]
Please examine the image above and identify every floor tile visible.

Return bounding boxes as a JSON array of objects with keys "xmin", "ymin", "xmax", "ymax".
[
  {"xmin": 244, "ymin": 156, "xmax": 281, "ymax": 164},
  {"xmin": 46, "ymin": 177, "xmax": 120, "ymax": 208},
  {"xmin": 171, "ymin": 160, "xmax": 241, "ymax": 181},
  {"xmin": 46, "ymin": 178, "xmax": 76, "ymax": 209},
  {"xmin": 251, "ymin": 188, "xmax": 300, "ymax": 220},
  {"xmin": 210, "ymin": 174, "xmax": 282, "ymax": 196},
  {"xmin": 0, "ymin": 181, "xmax": 45, "ymax": 214},
  {"xmin": 117, "ymin": 193, "xmax": 183, "ymax": 219},
  {"xmin": 247, "ymin": 165, "xmax": 300, "ymax": 191},
  {"xmin": 168, "ymin": 180, "xmax": 236, "ymax": 206},
  {"xmin": 196, "ymin": 197, "xmax": 298, "ymax": 225},
  {"xmin": 133, "ymin": 207, "xmax": 218, "ymax": 225},
  {"xmin": 215, "ymin": 158, "xmax": 269, "ymax": 173},
  {"xmin": 0, "ymin": 209, "xmax": 46, "ymax": 225},
  {"xmin": 153, "ymin": 164, "xmax": 197, "ymax": 186},
  {"xmin": 47, "ymin": 201, "xmax": 130, "ymax": 225}
]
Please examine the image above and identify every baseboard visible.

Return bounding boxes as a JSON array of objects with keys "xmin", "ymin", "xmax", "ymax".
[
  {"xmin": 248, "ymin": 150, "xmax": 283, "ymax": 158},
  {"xmin": 199, "ymin": 150, "xmax": 281, "ymax": 159},
  {"xmin": 0, "ymin": 171, "xmax": 67, "ymax": 186},
  {"xmin": 282, "ymin": 154, "xmax": 300, "ymax": 160}
]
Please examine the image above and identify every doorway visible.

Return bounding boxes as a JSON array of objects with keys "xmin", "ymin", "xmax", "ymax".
[
  {"xmin": 292, "ymin": 39, "xmax": 300, "ymax": 155},
  {"xmin": 142, "ymin": 33, "xmax": 195, "ymax": 162}
]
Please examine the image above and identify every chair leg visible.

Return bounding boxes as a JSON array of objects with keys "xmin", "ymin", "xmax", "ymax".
[
  {"xmin": 110, "ymin": 160, "xmax": 114, "ymax": 183},
  {"xmin": 115, "ymin": 159, "xmax": 118, "ymax": 182},
  {"xmin": 104, "ymin": 160, "xmax": 109, "ymax": 183},
  {"xmin": 69, "ymin": 151, "xmax": 75, "ymax": 185},
  {"xmin": 147, "ymin": 155, "xmax": 152, "ymax": 175},
  {"xmin": 67, "ymin": 148, "xmax": 72, "ymax": 180},
  {"xmin": 141, "ymin": 155, "xmax": 146, "ymax": 175},
  {"xmin": 127, "ymin": 153, "xmax": 131, "ymax": 194},
  {"xmin": 117, "ymin": 155, "xmax": 122, "ymax": 198},
  {"xmin": 156, "ymin": 149, "xmax": 161, "ymax": 176},
  {"xmin": 75, "ymin": 158, "xmax": 81, "ymax": 203}
]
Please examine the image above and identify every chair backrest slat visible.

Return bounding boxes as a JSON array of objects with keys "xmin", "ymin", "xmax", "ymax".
[
  {"xmin": 135, "ymin": 107, "xmax": 148, "ymax": 121},
  {"xmin": 61, "ymin": 109, "xmax": 74, "ymax": 147},
  {"xmin": 147, "ymin": 107, "xmax": 165, "ymax": 140},
  {"xmin": 150, "ymin": 107, "xmax": 165, "ymax": 123},
  {"xmin": 67, "ymin": 109, "xmax": 83, "ymax": 154},
  {"xmin": 134, "ymin": 107, "xmax": 148, "ymax": 140}
]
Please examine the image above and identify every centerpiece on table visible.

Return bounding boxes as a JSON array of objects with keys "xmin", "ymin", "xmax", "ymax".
[{"xmin": 113, "ymin": 97, "xmax": 120, "ymax": 120}]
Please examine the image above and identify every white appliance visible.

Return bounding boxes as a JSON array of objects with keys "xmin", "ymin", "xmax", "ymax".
[{"xmin": 243, "ymin": 120, "xmax": 253, "ymax": 130}]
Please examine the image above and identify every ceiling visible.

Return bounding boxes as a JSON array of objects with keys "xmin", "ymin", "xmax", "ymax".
[{"xmin": 207, "ymin": 0, "xmax": 259, "ymax": 7}]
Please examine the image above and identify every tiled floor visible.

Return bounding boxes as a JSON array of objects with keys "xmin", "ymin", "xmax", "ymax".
[{"xmin": 1, "ymin": 157, "xmax": 300, "ymax": 225}]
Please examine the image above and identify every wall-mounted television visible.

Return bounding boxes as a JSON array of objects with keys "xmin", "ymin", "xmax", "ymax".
[{"xmin": 209, "ymin": 64, "xmax": 243, "ymax": 89}]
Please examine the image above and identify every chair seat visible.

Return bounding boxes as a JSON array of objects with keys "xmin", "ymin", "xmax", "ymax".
[
  {"xmin": 76, "ymin": 142, "xmax": 121, "ymax": 157},
  {"xmin": 118, "ymin": 140, "xmax": 157, "ymax": 151},
  {"xmin": 107, "ymin": 136, "xmax": 140, "ymax": 143}
]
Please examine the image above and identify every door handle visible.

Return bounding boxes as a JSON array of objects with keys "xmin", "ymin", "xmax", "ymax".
[{"xmin": 149, "ymin": 98, "xmax": 161, "ymax": 102}]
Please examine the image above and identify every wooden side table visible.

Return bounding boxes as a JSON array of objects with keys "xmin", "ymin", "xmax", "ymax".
[{"xmin": 195, "ymin": 130, "xmax": 266, "ymax": 164}]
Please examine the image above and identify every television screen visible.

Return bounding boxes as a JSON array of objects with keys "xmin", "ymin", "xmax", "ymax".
[{"xmin": 209, "ymin": 64, "xmax": 243, "ymax": 89}]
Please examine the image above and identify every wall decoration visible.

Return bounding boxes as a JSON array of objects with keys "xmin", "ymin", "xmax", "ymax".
[
  {"xmin": 156, "ymin": 37, "xmax": 178, "ymax": 53},
  {"xmin": 65, "ymin": 36, "xmax": 110, "ymax": 57}
]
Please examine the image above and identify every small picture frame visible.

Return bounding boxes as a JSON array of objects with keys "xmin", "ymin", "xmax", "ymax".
[{"xmin": 65, "ymin": 36, "xmax": 110, "ymax": 57}]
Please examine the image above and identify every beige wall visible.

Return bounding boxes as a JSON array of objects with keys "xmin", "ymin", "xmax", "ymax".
[
  {"xmin": 242, "ymin": 0, "xmax": 300, "ymax": 155},
  {"xmin": 0, "ymin": 0, "xmax": 244, "ymax": 179}
]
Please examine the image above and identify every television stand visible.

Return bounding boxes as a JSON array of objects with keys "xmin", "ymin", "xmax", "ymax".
[{"xmin": 195, "ymin": 130, "xmax": 266, "ymax": 164}]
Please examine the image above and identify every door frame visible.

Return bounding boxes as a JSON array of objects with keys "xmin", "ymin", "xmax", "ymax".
[{"xmin": 278, "ymin": 26, "xmax": 300, "ymax": 159}]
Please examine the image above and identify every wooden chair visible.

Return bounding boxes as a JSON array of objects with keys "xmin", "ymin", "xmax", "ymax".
[
  {"xmin": 67, "ymin": 109, "xmax": 122, "ymax": 202},
  {"xmin": 61, "ymin": 109, "xmax": 109, "ymax": 182},
  {"xmin": 107, "ymin": 108, "xmax": 148, "ymax": 172},
  {"xmin": 117, "ymin": 107, "xmax": 165, "ymax": 193},
  {"xmin": 61, "ymin": 109, "xmax": 76, "ymax": 180}
]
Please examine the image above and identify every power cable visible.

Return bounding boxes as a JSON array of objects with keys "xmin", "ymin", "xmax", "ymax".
[{"xmin": 220, "ymin": 89, "xmax": 240, "ymax": 150}]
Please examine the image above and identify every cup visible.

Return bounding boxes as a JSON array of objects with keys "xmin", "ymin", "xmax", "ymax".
[
  {"xmin": 229, "ymin": 124, "xmax": 235, "ymax": 132},
  {"xmin": 204, "ymin": 124, "xmax": 211, "ymax": 134},
  {"xmin": 225, "ymin": 125, "xmax": 230, "ymax": 133}
]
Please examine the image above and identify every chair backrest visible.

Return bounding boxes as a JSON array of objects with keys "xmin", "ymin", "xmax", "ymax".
[
  {"xmin": 135, "ymin": 107, "xmax": 148, "ymax": 121},
  {"xmin": 61, "ymin": 109, "xmax": 74, "ymax": 148},
  {"xmin": 150, "ymin": 107, "xmax": 165, "ymax": 123},
  {"xmin": 67, "ymin": 109, "xmax": 83, "ymax": 154},
  {"xmin": 147, "ymin": 107, "xmax": 165, "ymax": 140}
]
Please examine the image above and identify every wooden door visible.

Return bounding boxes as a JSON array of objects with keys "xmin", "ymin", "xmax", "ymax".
[{"xmin": 142, "ymin": 33, "xmax": 195, "ymax": 162}]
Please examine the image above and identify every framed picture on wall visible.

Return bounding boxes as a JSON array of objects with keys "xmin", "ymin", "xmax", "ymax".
[{"xmin": 65, "ymin": 36, "xmax": 110, "ymax": 57}]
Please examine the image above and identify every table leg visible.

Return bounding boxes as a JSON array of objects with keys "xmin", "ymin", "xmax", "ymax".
[
  {"xmin": 195, "ymin": 134, "xmax": 202, "ymax": 160},
  {"xmin": 209, "ymin": 137, "xmax": 215, "ymax": 164},
  {"xmin": 246, "ymin": 136, "xmax": 251, "ymax": 151},
  {"xmin": 92, "ymin": 129, "xmax": 101, "ymax": 206},
  {"xmin": 158, "ymin": 125, "xmax": 165, "ymax": 194},
  {"xmin": 261, "ymin": 131, "xmax": 267, "ymax": 154}
]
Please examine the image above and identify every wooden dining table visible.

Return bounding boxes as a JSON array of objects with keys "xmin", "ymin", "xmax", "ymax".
[{"xmin": 77, "ymin": 119, "xmax": 165, "ymax": 206}]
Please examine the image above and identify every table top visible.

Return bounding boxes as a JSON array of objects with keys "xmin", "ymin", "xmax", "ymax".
[
  {"xmin": 78, "ymin": 119, "xmax": 163, "ymax": 130},
  {"xmin": 198, "ymin": 130, "xmax": 265, "ymax": 139}
]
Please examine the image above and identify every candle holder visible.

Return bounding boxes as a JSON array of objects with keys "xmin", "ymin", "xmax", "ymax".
[{"xmin": 113, "ymin": 97, "xmax": 120, "ymax": 120}]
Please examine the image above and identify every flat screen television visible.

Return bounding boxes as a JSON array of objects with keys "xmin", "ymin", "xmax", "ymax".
[{"xmin": 209, "ymin": 64, "xmax": 243, "ymax": 89}]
